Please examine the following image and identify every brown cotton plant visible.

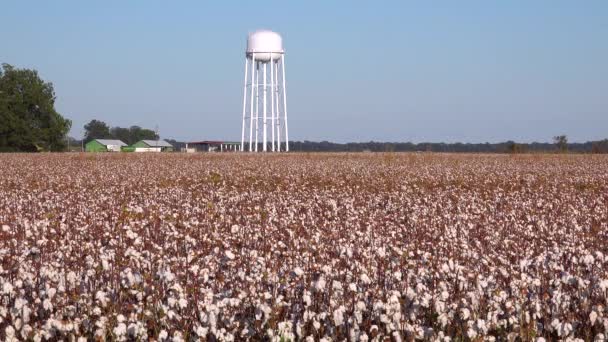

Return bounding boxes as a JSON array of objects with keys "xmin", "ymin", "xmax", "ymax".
[{"xmin": 0, "ymin": 153, "xmax": 606, "ymax": 341}]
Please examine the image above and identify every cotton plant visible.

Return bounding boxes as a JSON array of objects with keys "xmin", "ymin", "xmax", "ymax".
[{"xmin": 0, "ymin": 153, "xmax": 606, "ymax": 340}]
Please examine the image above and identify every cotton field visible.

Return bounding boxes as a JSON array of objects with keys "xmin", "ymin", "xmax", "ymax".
[{"xmin": 0, "ymin": 153, "xmax": 607, "ymax": 341}]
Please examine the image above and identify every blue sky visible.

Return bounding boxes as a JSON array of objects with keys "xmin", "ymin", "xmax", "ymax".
[{"xmin": 2, "ymin": 1, "xmax": 606, "ymax": 143}]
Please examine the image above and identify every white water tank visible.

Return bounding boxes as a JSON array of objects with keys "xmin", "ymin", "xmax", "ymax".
[{"xmin": 246, "ymin": 30, "xmax": 284, "ymax": 62}]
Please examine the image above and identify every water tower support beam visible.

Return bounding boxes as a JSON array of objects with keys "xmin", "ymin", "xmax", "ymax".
[
  {"xmin": 275, "ymin": 60, "xmax": 281, "ymax": 152},
  {"xmin": 281, "ymin": 56, "xmax": 289, "ymax": 152},
  {"xmin": 248, "ymin": 54, "xmax": 256, "ymax": 151},
  {"xmin": 263, "ymin": 63, "xmax": 268, "ymax": 152},
  {"xmin": 255, "ymin": 62, "xmax": 259, "ymax": 152},
  {"xmin": 270, "ymin": 56, "xmax": 275, "ymax": 152}
]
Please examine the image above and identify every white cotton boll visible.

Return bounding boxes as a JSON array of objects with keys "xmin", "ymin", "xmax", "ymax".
[
  {"xmin": 583, "ymin": 254, "xmax": 595, "ymax": 266},
  {"xmin": 590, "ymin": 311, "xmax": 598, "ymax": 326},
  {"xmin": 313, "ymin": 321, "xmax": 321, "ymax": 330},
  {"xmin": 21, "ymin": 325, "xmax": 33, "ymax": 339},
  {"xmin": 438, "ymin": 313, "xmax": 449, "ymax": 328},
  {"xmin": 196, "ymin": 325, "xmax": 208, "ymax": 337},
  {"xmin": 158, "ymin": 329, "xmax": 168, "ymax": 340},
  {"xmin": 315, "ymin": 276, "xmax": 326, "ymax": 291},
  {"xmin": 22, "ymin": 305, "xmax": 31, "ymax": 323},
  {"xmin": 303, "ymin": 292, "xmax": 312, "ymax": 307},
  {"xmin": 5, "ymin": 325, "xmax": 15, "ymax": 338},
  {"xmin": 173, "ymin": 331, "xmax": 184, "ymax": 342},
  {"xmin": 13, "ymin": 318, "xmax": 22, "ymax": 331},
  {"xmin": 294, "ymin": 267, "xmax": 304, "ymax": 276},
  {"xmin": 113, "ymin": 323, "xmax": 126, "ymax": 337},
  {"xmin": 43, "ymin": 299, "xmax": 53, "ymax": 311},
  {"xmin": 168, "ymin": 297, "xmax": 177, "ymax": 308},
  {"xmin": 441, "ymin": 291, "xmax": 449, "ymax": 301},
  {"xmin": 3, "ymin": 282, "xmax": 14, "ymax": 295},
  {"xmin": 595, "ymin": 334, "xmax": 605, "ymax": 341},
  {"xmin": 536, "ymin": 338, "xmax": 546, "ymax": 342},
  {"xmin": 178, "ymin": 298, "xmax": 188, "ymax": 309},
  {"xmin": 225, "ymin": 250, "xmax": 236, "ymax": 260},
  {"xmin": 460, "ymin": 308, "xmax": 470, "ymax": 320},
  {"xmin": 377, "ymin": 247, "xmax": 386, "ymax": 258},
  {"xmin": 420, "ymin": 293, "xmax": 432, "ymax": 308},
  {"xmin": 332, "ymin": 280, "xmax": 342, "ymax": 291},
  {"xmin": 333, "ymin": 306, "xmax": 346, "ymax": 326},
  {"xmin": 14, "ymin": 297, "xmax": 27, "ymax": 311},
  {"xmin": 349, "ymin": 283, "xmax": 357, "ymax": 292},
  {"xmin": 357, "ymin": 301, "xmax": 366, "ymax": 311},
  {"xmin": 466, "ymin": 328, "xmax": 477, "ymax": 339},
  {"xmin": 231, "ymin": 225, "xmax": 239, "ymax": 233},
  {"xmin": 360, "ymin": 273, "xmax": 371, "ymax": 285}
]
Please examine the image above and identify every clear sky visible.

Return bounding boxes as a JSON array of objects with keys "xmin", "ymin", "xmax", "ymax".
[{"xmin": 2, "ymin": 1, "xmax": 607, "ymax": 143}]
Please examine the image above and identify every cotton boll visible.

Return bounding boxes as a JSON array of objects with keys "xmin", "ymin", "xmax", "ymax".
[
  {"xmin": 113, "ymin": 323, "xmax": 126, "ymax": 338},
  {"xmin": 460, "ymin": 308, "xmax": 470, "ymax": 320},
  {"xmin": 590, "ymin": 311, "xmax": 598, "ymax": 326},
  {"xmin": 5, "ymin": 325, "xmax": 16, "ymax": 339},
  {"xmin": 315, "ymin": 276, "xmax": 326, "ymax": 291},
  {"xmin": 230, "ymin": 225, "xmax": 239, "ymax": 234}
]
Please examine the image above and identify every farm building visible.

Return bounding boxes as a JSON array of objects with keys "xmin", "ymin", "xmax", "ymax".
[
  {"xmin": 131, "ymin": 140, "xmax": 174, "ymax": 152},
  {"xmin": 185, "ymin": 141, "xmax": 240, "ymax": 152},
  {"xmin": 85, "ymin": 139, "xmax": 127, "ymax": 152}
]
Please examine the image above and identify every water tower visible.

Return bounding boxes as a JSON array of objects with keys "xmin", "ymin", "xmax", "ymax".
[{"xmin": 240, "ymin": 30, "xmax": 289, "ymax": 152}]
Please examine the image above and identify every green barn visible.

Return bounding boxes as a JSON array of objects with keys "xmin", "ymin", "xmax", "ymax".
[
  {"xmin": 85, "ymin": 139, "xmax": 127, "ymax": 152},
  {"xmin": 131, "ymin": 140, "xmax": 174, "ymax": 152}
]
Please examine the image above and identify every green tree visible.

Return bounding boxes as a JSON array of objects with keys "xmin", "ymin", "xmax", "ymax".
[
  {"xmin": 553, "ymin": 135, "xmax": 568, "ymax": 153},
  {"xmin": 128, "ymin": 125, "xmax": 159, "ymax": 144},
  {"xmin": 109, "ymin": 126, "xmax": 132, "ymax": 144},
  {"xmin": 83, "ymin": 119, "xmax": 112, "ymax": 143},
  {"xmin": 0, "ymin": 63, "xmax": 72, "ymax": 151}
]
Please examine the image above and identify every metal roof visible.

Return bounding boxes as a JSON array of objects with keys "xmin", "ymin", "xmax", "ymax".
[
  {"xmin": 140, "ymin": 140, "xmax": 173, "ymax": 147},
  {"xmin": 95, "ymin": 139, "xmax": 127, "ymax": 146}
]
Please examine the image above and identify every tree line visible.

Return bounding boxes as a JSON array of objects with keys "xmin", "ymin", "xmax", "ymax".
[
  {"xmin": 82, "ymin": 119, "xmax": 159, "ymax": 146},
  {"xmin": 288, "ymin": 137, "xmax": 608, "ymax": 153}
]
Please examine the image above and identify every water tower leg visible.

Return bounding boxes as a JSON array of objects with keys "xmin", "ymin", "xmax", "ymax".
[
  {"xmin": 263, "ymin": 63, "xmax": 267, "ymax": 152},
  {"xmin": 281, "ymin": 56, "xmax": 289, "ymax": 152},
  {"xmin": 275, "ymin": 61, "xmax": 281, "ymax": 152},
  {"xmin": 249, "ymin": 54, "xmax": 256, "ymax": 152},
  {"xmin": 255, "ymin": 62, "xmax": 259, "ymax": 152},
  {"xmin": 241, "ymin": 58, "xmax": 248, "ymax": 151},
  {"xmin": 270, "ymin": 57, "xmax": 275, "ymax": 152}
]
